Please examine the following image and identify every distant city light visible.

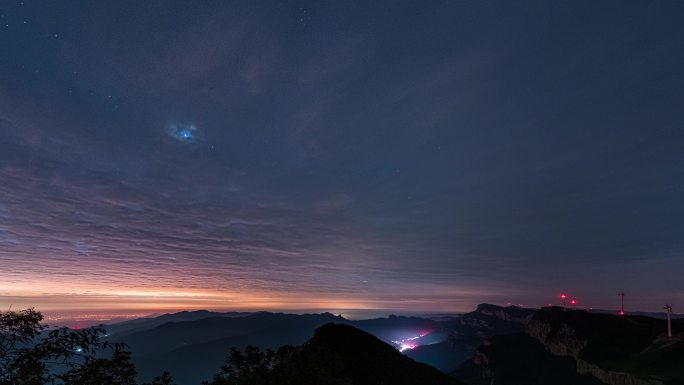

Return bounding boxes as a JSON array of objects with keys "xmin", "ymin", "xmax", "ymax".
[
  {"xmin": 392, "ymin": 332, "xmax": 430, "ymax": 352},
  {"xmin": 399, "ymin": 343, "xmax": 417, "ymax": 352}
]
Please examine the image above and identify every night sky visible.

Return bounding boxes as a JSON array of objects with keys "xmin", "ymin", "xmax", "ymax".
[{"xmin": 1, "ymin": 1, "xmax": 683, "ymax": 318}]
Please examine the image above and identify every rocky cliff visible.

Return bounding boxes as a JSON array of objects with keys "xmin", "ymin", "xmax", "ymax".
[
  {"xmin": 453, "ymin": 303, "xmax": 536, "ymax": 339},
  {"xmin": 527, "ymin": 308, "xmax": 683, "ymax": 385},
  {"xmin": 407, "ymin": 303, "xmax": 538, "ymax": 373},
  {"xmin": 453, "ymin": 306, "xmax": 684, "ymax": 385}
]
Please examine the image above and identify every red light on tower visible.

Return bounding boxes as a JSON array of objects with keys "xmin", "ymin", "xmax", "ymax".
[
  {"xmin": 618, "ymin": 291, "xmax": 626, "ymax": 316},
  {"xmin": 571, "ymin": 300, "xmax": 577, "ymax": 305},
  {"xmin": 560, "ymin": 294, "xmax": 567, "ymax": 299}
]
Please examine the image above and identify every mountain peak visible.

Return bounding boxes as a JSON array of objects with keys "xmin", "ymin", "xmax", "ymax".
[{"xmin": 269, "ymin": 323, "xmax": 464, "ymax": 385}]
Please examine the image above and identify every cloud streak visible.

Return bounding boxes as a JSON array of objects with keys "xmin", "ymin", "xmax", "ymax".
[{"xmin": 1, "ymin": 1, "xmax": 683, "ymax": 315}]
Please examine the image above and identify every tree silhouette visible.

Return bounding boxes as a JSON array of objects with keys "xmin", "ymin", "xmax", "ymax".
[
  {"xmin": 0, "ymin": 308, "xmax": 123, "ymax": 385},
  {"xmin": 143, "ymin": 371, "xmax": 178, "ymax": 385},
  {"xmin": 202, "ymin": 346, "xmax": 277, "ymax": 385},
  {"xmin": 62, "ymin": 349, "xmax": 136, "ymax": 385}
]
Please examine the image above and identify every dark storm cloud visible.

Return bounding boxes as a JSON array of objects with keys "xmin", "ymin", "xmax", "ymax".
[{"xmin": 1, "ymin": 1, "xmax": 683, "ymax": 312}]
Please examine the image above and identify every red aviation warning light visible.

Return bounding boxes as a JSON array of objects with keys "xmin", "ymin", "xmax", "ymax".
[{"xmin": 571, "ymin": 300, "xmax": 577, "ymax": 305}]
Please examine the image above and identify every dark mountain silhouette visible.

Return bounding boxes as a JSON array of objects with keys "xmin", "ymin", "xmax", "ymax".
[
  {"xmin": 454, "ymin": 333, "xmax": 605, "ymax": 385},
  {"xmin": 454, "ymin": 307, "xmax": 684, "ymax": 385},
  {"xmin": 259, "ymin": 323, "xmax": 464, "ymax": 385},
  {"xmin": 116, "ymin": 312, "xmax": 343, "ymax": 357},
  {"xmin": 105, "ymin": 310, "xmax": 252, "ymax": 336},
  {"xmin": 102, "ymin": 305, "xmax": 538, "ymax": 383},
  {"xmin": 2, "ymin": 307, "xmax": 462, "ymax": 385},
  {"xmin": 451, "ymin": 303, "xmax": 536, "ymax": 337},
  {"xmin": 102, "ymin": 311, "xmax": 452, "ymax": 384},
  {"xmin": 585, "ymin": 310, "xmax": 684, "ymax": 320},
  {"xmin": 406, "ymin": 303, "xmax": 536, "ymax": 372},
  {"xmin": 130, "ymin": 313, "xmax": 346, "ymax": 384},
  {"xmin": 98, "ymin": 304, "xmax": 684, "ymax": 385}
]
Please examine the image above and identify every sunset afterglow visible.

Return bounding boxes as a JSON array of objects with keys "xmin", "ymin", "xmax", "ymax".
[{"xmin": 1, "ymin": 1, "xmax": 683, "ymax": 323}]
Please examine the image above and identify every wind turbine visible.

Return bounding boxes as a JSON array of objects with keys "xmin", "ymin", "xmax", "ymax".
[{"xmin": 664, "ymin": 304, "xmax": 673, "ymax": 338}]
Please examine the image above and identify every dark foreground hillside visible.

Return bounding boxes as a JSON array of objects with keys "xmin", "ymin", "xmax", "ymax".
[
  {"xmin": 454, "ymin": 333, "xmax": 605, "ymax": 385},
  {"xmin": 229, "ymin": 323, "xmax": 464, "ymax": 385},
  {"xmin": 529, "ymin": 308, "xmax": 684, "ymax": 385},
  {"xmin": 0, "ymin": 308, "xmax": 461, "ymax": 385},
  {"xmin": 454, "ymin": 307, "xmax": 684, "ymax": 385},
  {"xmin": 106, "ymin": 311, "xmax": 444, "ymax": 384}
]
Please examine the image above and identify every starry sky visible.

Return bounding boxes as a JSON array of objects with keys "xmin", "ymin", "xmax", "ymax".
[{"xmin": 1, "ymin": 1, "xmax": 683, "ymax": 318}]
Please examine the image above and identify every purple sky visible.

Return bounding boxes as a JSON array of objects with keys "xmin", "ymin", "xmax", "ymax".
[{"xmin": 1, "ymin": 1, "xmax": 683, "ymax": 317}]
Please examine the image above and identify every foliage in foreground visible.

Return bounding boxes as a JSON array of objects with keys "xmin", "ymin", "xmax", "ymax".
[
  {"xmin": 203, "ymin": 324, "xmax": 460, "ymax": 385},
  {"xmin": 0, "ymin": 308, "xmax": 175, "ymax": 385},
  {"xmin": 2, "ymin": 308, "xmax": 456, "ymax": 385},
  {"xmin": 0, "ymin": 308, "xmax": 354, "ymax": 385}
]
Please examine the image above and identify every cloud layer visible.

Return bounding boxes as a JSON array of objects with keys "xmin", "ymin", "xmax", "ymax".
[{"xmin": 1, "ymin": 1, "xmax": 683, "ymax": 315}]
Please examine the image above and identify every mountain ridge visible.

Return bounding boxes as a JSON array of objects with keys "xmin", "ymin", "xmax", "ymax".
[{"xmin": 454, "ymin": 306, "xmax": 684, "ymax": 385}]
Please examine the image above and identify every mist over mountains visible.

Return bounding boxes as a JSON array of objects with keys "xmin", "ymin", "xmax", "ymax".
[
  {"xmin": 104, "ymin": 310, "xmax": 444, "ymax": 384},
  {"xmin": 96, "ymin": 304, "xmax": 683, "ymax": 385}
]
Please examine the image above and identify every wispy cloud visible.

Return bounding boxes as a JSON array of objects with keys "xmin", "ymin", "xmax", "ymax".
[{"xmin": 1, "ymin": 1, "xmax": 683, "ymax": 314}]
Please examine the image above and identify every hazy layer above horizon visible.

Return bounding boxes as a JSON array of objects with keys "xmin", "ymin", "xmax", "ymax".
[{"xmin": 1, "ymin": 1, "xmax": 683, "ymax": 314}]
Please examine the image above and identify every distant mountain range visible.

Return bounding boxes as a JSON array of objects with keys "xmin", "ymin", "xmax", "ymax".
[
  {"xmin": 589, "ymin": 309, "xmax": 684, "ymax": 320},
  {"xmin": 103, "ymin": 311, "xmax": 448, "ymax": 384},
  {"xmin": 104, "ymin": 310, "xmax": 253, "ymax": 335},
  {"xmin": 405, "ymin": 303, "xmax": 536, "ymax": 372},
  {"xmin": 239, "ymin": 323, "xmax": 464, "ymax": 385},
  {"xmin": 100, "ymin": 305, "xmax": 682, "ymax": 385}
]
